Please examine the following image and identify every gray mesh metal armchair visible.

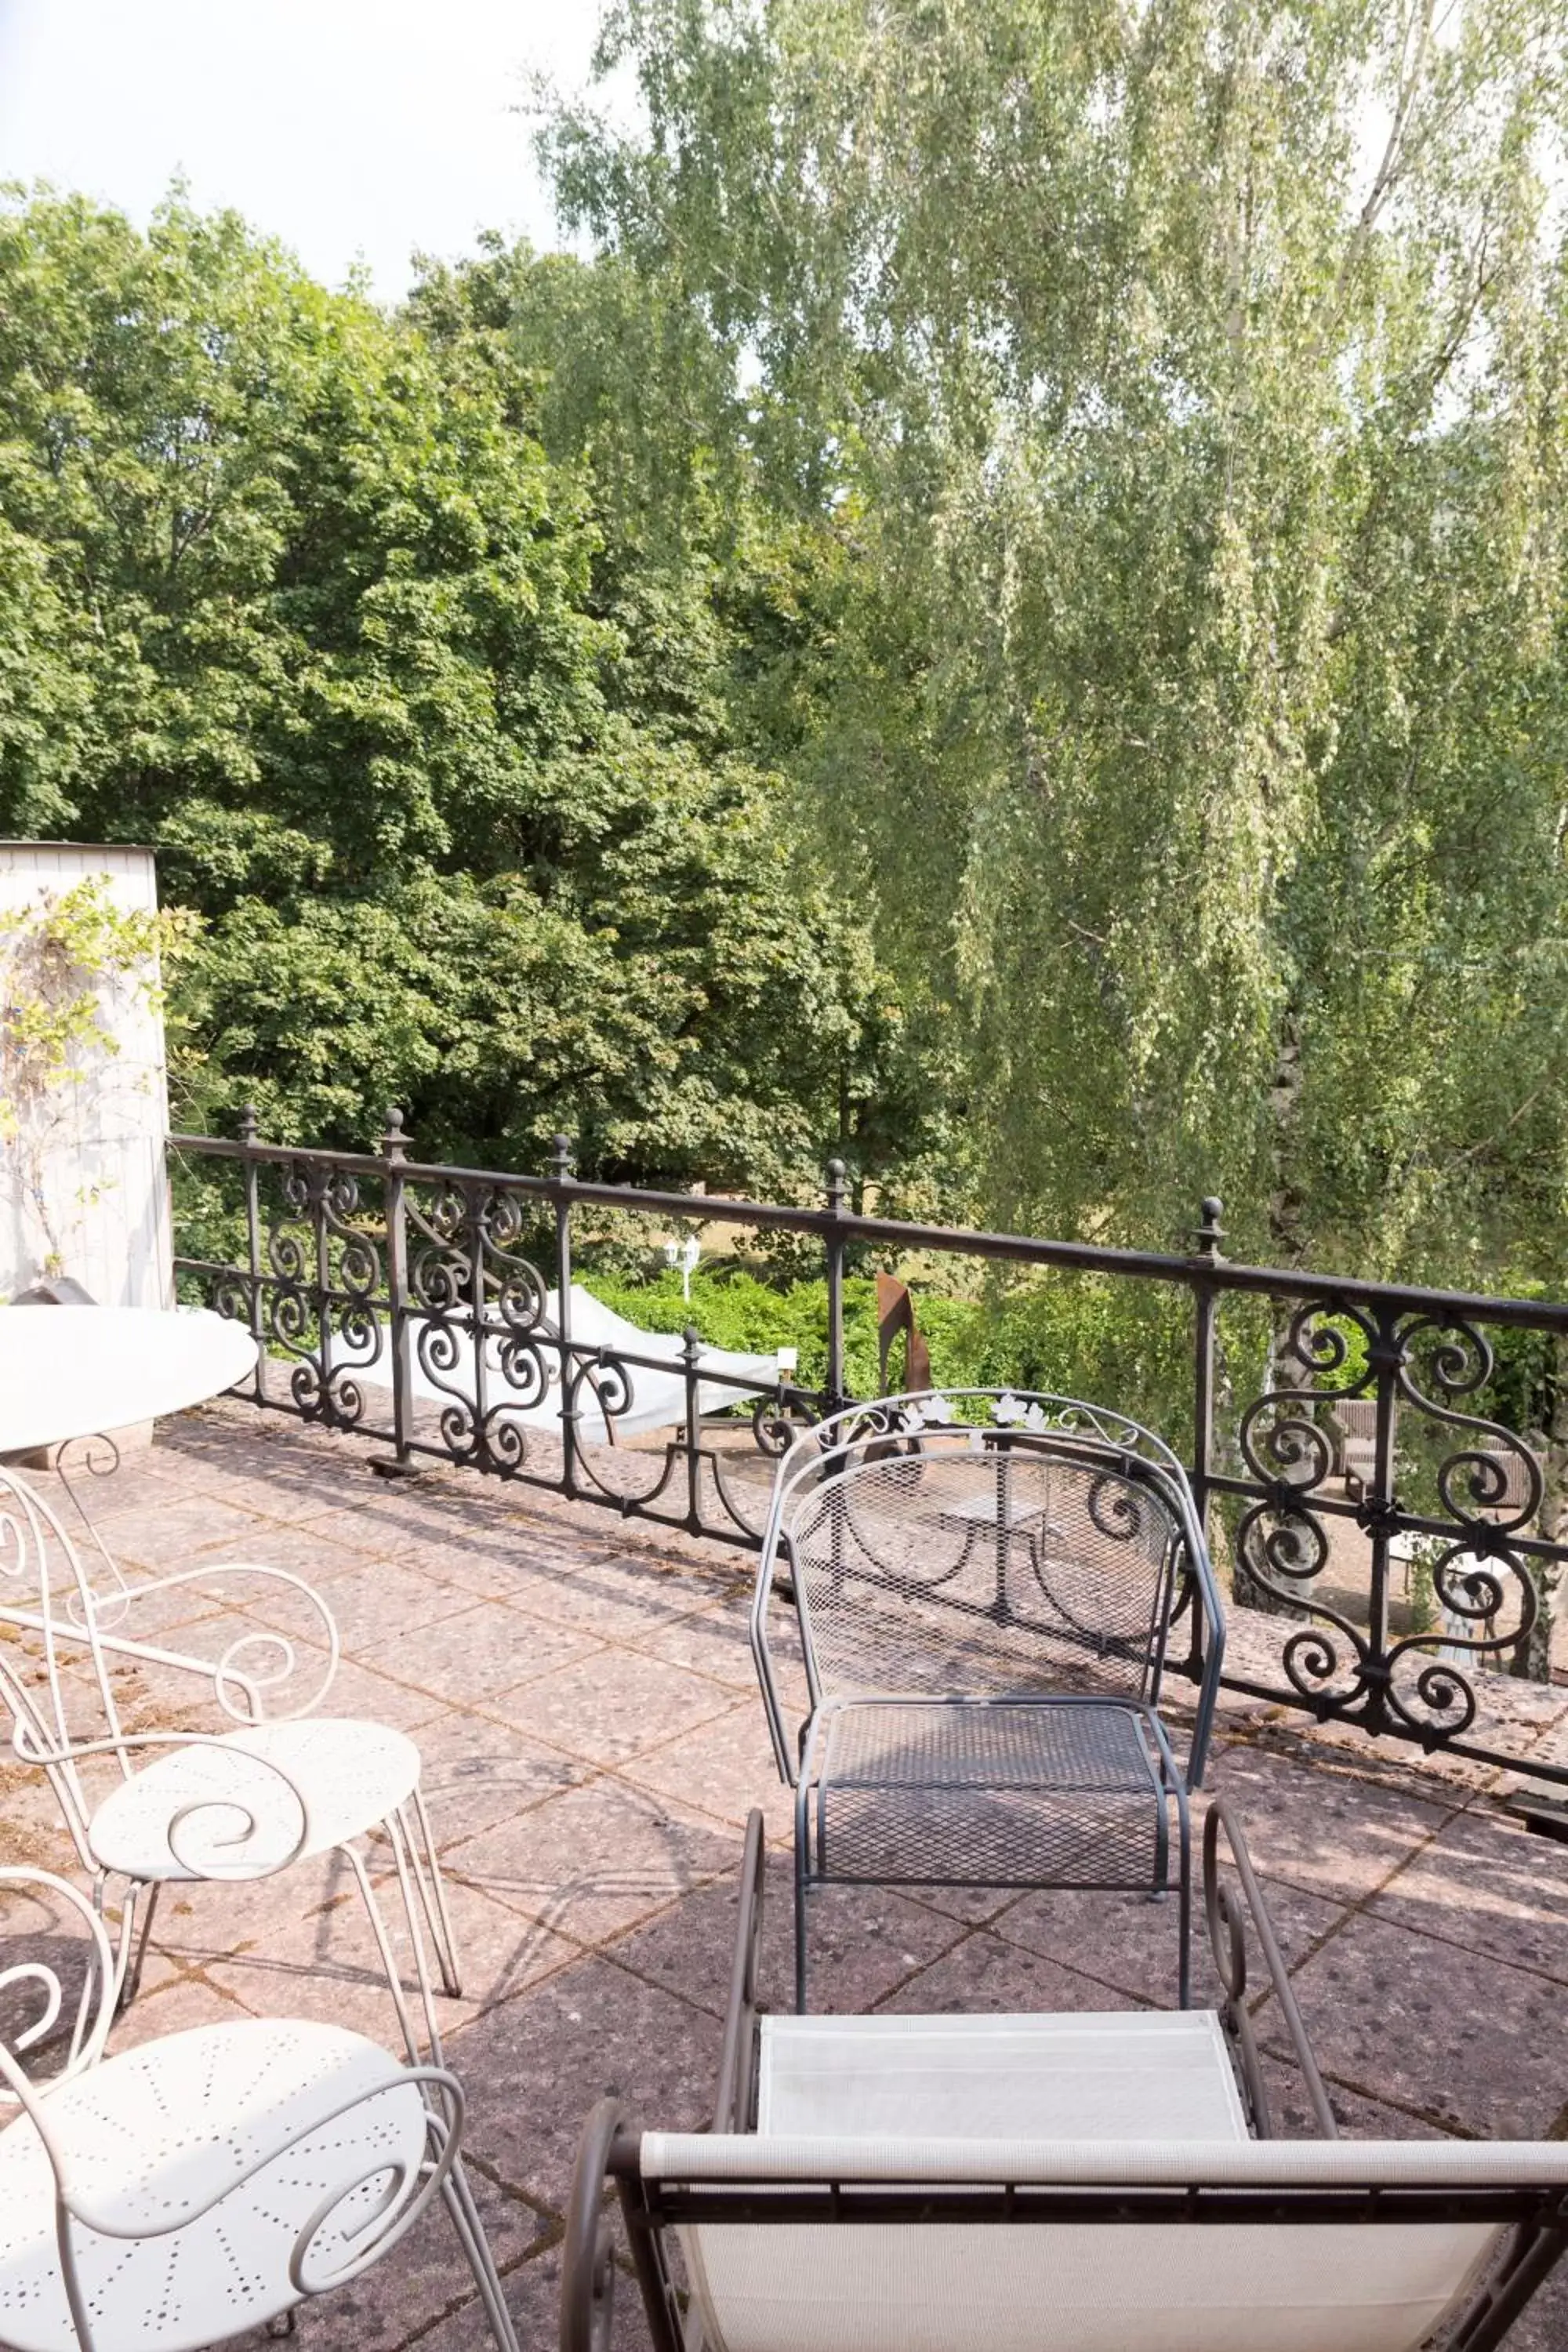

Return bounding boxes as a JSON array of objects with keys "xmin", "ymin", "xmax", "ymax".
[{"xmin": 750, "ymin": 1392, "xmax": 1225, "ymax": 2009}]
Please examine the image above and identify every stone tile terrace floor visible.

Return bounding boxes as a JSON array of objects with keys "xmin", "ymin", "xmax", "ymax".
[{"xmin": 4, "ymin": 1400, "xmax": 1568, "ymax": 2352}]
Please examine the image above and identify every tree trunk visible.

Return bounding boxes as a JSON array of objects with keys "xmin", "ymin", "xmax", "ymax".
[{"xmin": 1511, "ymin": 1334, "xmax": 1567, "ymax": 1682}]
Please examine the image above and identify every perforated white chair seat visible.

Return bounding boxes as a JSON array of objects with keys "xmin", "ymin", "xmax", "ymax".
[
  {"xmin": 757, "ymin": 2011, "xmax": 1250, "ymax": 2143},
  {"xmin": 87, "ymin": 1719, "xmax": 422, "ymax": 1880},
  {"xmin": 0, "ymin": 2017, "xmax": 426, "ymax": 2352}
]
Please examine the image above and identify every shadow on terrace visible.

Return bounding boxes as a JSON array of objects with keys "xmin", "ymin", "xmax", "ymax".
[{"xmin": 3, "ymin": 1402, "xmax": 1567, "ymax": 2351}]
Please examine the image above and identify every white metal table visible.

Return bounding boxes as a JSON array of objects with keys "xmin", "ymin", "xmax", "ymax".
[{"xmin": 0, "ymin": 1303, "xmax": 256, "ymax": 1458}]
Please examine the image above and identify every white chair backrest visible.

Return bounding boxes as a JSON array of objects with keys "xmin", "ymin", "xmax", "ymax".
[
  {"xmin": 0, "ymin": 1867, "xmax": 117, "ymax": 2115},
  {"xmin": 0, "ymin": 1464, "xmax": 337, "ymax": 1869},
  {"xmin": 642, "ymin": 2132, "xmax": 1563, "ymax": 2352},
  {"xmin": 0, "ymin": 1467, "xmax": 136, "ymax": 1842}
]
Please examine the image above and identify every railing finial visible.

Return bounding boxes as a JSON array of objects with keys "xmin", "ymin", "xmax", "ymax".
[
  {"xmin": 238, "ymin": 1103, "xmax": 259, "ymax": 1147},
  {"xmin": 381, "ymin": 1106, "xmax": 408, "ymax": 1164},
  {"xmin": 551, "ymin": 1134, "xmax": 575, "ymax": 1182},
  {"xmin": 1196, "ymin": 1196, "xmax": 1225, "ymax": 1260}
]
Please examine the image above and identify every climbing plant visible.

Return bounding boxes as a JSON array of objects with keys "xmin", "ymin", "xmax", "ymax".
[{"xmin": 0, "ymin": 876, "xmax": 197, "ymax": 1281}]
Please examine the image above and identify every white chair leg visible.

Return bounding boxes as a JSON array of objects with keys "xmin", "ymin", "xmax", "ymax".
[
  {"xmin": 338, "ymin": 1835, "xmax": 442, "ymax": 2066},
  {"xmin": 97, "ymin": 1875, "xmax": 140, "ymax": 2016},
  {"xmin": 442, "ymin": 2154, "xmax": 522, "ymax": 2352},
  {"xmin": 405, "ymin": 1784, "xmax": 463, "ymax": 1997},
  {"xmin": 120, "ymin": 1878, "xmax": 162, "ymax": 2007}
]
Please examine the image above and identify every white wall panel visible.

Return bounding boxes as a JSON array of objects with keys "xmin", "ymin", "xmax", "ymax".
[{"xmin": 0, "ymin": 842, "xmax": 174, "ymax": 1307}]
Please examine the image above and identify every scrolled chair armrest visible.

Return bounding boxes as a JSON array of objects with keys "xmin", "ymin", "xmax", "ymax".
[
  {"xmin": 1203, "ymin": 1795, "xmax": 1337, "ymax": 2140},
  {"xmin": 13, "ymin": 1722, "xmax": 313, "ymax": 1881},
  {"xmin": 86, "ymin": 1562, "xmax": 341, "ymax": 1722}
]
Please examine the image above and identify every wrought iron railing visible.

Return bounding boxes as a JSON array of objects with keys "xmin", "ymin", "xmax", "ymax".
[{"xmin": 168, "ymin": 1114, "xmax": 1568, "ymax": 1790}]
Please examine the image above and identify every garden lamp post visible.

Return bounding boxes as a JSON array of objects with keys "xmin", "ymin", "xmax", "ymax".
[{"xmin": 663, "ymin": 1234, "xmax": 701, "ymax": 1301}]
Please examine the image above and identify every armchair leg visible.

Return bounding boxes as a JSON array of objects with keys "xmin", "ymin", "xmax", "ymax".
[
  {"xmin": 442, "ymin": 2155, "xmax": 521, "ymax": 2352},
  {"xmin": 402, "ymin": 1788, "xmax": 463, "ymax": 1998},
  {"xmin": 122, "ymin": 1878, "xmax": 162, "ymax": 2009},
  {"xmin": 339, "ymin": 1835, "xmax": 442, "ymax": 2066}
]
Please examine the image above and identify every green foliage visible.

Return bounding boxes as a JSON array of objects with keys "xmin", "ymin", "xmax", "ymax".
[
  {"xmin": 543, "ymin": 0, "xmax": 1568, "ymax": 1285},
  {"xmin": 0, "ymin": 187, "xmax": 888, "ymax": 1195},
  {"xmin": 579, "ymin": 1259, "xmax": 1197, "ymax": 1435}
]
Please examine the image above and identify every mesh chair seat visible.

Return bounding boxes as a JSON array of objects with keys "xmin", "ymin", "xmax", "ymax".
[{"xmin": 811, "ymin": 1699, "xmax": 1169, "ymax": 1889}]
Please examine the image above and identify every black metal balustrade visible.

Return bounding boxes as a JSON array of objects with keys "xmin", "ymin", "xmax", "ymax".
[{"xmin": 169, "ymin": 1114, "xmax": 1568, "ymax": 1792}]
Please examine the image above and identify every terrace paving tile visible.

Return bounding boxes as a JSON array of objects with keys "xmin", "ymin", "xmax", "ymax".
[
  {"xmin": 1254, "ymin": 2051, "xmax": 1454, "ymax": 2140},
  {"xmin": 988, "ymin": 1871, "xmax": 1348, "ymax": 2004},
  {"xmin": 411, "ymin": 1711, "xmax": 592, "ymax": 1849},
  {"xmin": 387, "ymin": 1534, "xmax": 554, "ymax": 1602},
  {"xmin": 271, "ymin": 1558, "xmax": 538, "ymax": 1659},
  {"xmin": 307, "ymin": 1655, "xmax": 452, "ymax": 1733},
  {"xmin": 498, "ymin": 1552, "xmax": 731, "ymax": 1644},
  {"xmin": 1366, "ymin": 1798, "xmax": 1568, "ymax": 1984},
  {"xmin": 376, "ymin": 1867, "xmax": 583, "ymax": 2018},
  {"xmin": 880, "ymin": 1927, "xmax": 1146, "ymax": 2016},
  {"xmin": 38, "ymin": 1459, "xmax": 189, "ymax": 1518},
  {"xmin": 85, "ymin": 1495, "xmax": 270, "ymax": 1570},
  {"xmin": 615, "ymin": 1693, "xmax": 797, "ymax": 1835},
  {"xmin": 201, "ymin": 1893, "xmax": 466, "ymax": 2051},
  {"xmin": 146, "ymin": 1847, "xmax": 366, "ymax": 1964},
  {"xmin": 472, "ymin": 2241, "xmax": 649, "ymax": 2352},
  {"xmin": 621, "ymin": 1597, "xmax": 760, "ymax": 1691},
  {"xmin": 1508, "ymin": 2263, "xmax": 1568, "ymax": 2352},
  {"xmin": 1205, "ymin": 1738, "xmax": 1460, "ymax": 1902},
  {"xmin": 268, "ymin": 1501, "xmax": 426, "ymax": 1555},
  {"xmin": 148, "ymin": 1463, "xmax": 370, "ymax": 1523},
  {"xmin": 449, "ymin": 1951, "xmax": 723, "ymax": 2210},
  {"xmin": 355, "ymin": 1599, "xmax": 583, "ymax": 1707},
  {"xmin": 608, "ymin": 1869, "xmax": 966, "ymax": 2020},
  {"xmin": 447, "ymin": 1774, "xmax": 735, "ymax": 1947},
  {"xmin": 103, "ymin": 1962, "xmax": 256, "ymax": 2053},
  {"xmin": 496, "ymin": 1646, "xmax": 739, "ymax": 1769},
  {"xmin": 169, "ymin": 1519, "xmax": 404, "ymax": 1585},
  {"xmin": 1279, "ymin": 1909, "xmax": 1567, "ymax": 2140}
]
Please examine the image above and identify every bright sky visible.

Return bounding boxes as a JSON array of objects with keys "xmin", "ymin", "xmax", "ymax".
[{"xmin": 0, "ymin": 0, "xmax": 607, "ymax": 302}]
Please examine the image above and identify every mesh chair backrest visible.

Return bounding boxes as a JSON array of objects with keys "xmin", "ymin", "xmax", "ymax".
[{"xmin": 786, "ymin": 1428, "xmax": 1184, "ymax": 1705}]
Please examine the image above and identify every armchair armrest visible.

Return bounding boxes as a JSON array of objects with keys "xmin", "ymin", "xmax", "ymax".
[
  {"xmin": 749, "ymin": 1527, "xmax": 798, "ymax": 1785},
  {"xmin": 713, "ymin": 1809, "xmax": 767, "ymax": 2132},
  {"xmin": 1203, "ymin": 1796, "xmax": 1336, "ymax": 2140},
  {"xmin": 85, "ymin": 1562, "xmax": 341, "ymax": 1722}
]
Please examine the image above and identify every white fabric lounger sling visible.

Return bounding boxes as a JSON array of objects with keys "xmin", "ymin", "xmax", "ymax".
[{"xmin": 560, "ymin": 1803, "xmax": 1568, "ymax": 2352}]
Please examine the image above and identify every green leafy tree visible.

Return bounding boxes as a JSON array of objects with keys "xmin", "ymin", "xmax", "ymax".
[
  {"xmin": 0, "ymin": 186, "xmax": 887, "ymax": 1192},
  {"xmin": 541, "ymin": 0, "xmax": 1568, "ymax": 1275}
]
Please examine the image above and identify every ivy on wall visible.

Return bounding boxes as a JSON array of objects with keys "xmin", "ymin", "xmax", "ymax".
[{"xmin": 0, "ymin": 877, "xmax": 198, "ymax": 1283}]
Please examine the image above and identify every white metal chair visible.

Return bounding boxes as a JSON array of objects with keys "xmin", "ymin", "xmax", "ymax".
[
  {"xmin": 752, "ymin": 1391, "xmax": 1225, "ymax": 2009},
  {"xmin": 0, "ymin": 1460, "xmax": 461, "ymax": 2061},
  {"xmin": 0, "ymin": 1865, "xmax": 519, "ymax": 2352},
  {"xmin": 564, "ymin": 1807, "xmax": 1568, "ymax": 2352}
]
